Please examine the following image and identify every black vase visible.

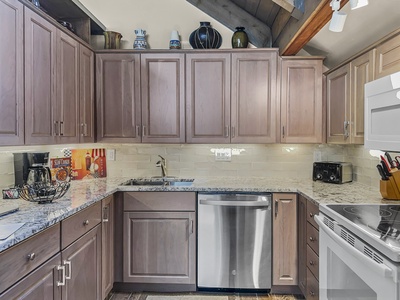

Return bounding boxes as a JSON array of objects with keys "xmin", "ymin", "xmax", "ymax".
[
  {"xmin": 232, "ymin": 27, "xmax": 249, "ymax": 48},
  {"xmin": 189, "ymin": 22, "xmax": 222, "ymax": 49}
]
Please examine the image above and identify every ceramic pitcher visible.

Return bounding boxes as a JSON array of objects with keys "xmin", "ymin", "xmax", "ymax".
[{"xmin": 134, "ymin": 29, "xmax": 147, "ymax": 49}]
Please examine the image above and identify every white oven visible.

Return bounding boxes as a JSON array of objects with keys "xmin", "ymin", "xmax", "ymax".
[{"xmin": 315, "ymin": 212, "xmax": 400, "ymax": 300}]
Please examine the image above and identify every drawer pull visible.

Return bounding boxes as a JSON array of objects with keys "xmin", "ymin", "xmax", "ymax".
[
  {"xmin": 103, "ymin": 206, "xmax": 109, "ymax": 223},
  {"xmin": 83, "ymin": 220, "xmax": 89, "ymax": 226},
  {"xmin": 309, "ymin": 260, "xmax": 315, "ymax": 266},
  {"xmin": 310, "ymin": 291, "xmax": 315, "ymax": 296},
  {"xmin": 57, "ymin": 265, "xmax": 66, "ymax": 286},
  {"xmin": 64, "ymin": 260, "xmax": 72, "ymax": 280},
  {"xmin": 309, "ymin": 212, "xmax": 314, "ymax": 217},
  {"xmin": 27, "ymin": 253, "xmax": 36, "ymax": 261},
  {"xmin": 309, "ymin": 236, "xmax": 316, "ymax": 242}
]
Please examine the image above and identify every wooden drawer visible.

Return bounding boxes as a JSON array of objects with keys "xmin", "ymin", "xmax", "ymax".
[
  {"xmin": 307, "ymin": 200, "xmax": 319, "ymax": 229},
  {"xmin": 61, "ymin": 201, "xmax": 101, "ymax": 249},
  {"xmin": 307, "ymin": 244, "xmax": 319, "ymax": 280},
  {"xmin": 0, "ymin": 223, "xmax": 60, "ymax": 294},
  {"xmin": 124, "ymin": 192, "xmax": 196, "ymax": 212},
  {"xmin": 306, "ymin": 268, "xmax": 319, "ymax": 300},
  {"xmin": 307, "ymin": 222, "xmax": 319, "ymax": 254}
]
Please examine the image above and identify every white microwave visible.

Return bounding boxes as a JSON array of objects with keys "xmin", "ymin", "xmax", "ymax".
[{"xmin": 365, "ymin": 71, "xmax": 400, "ymax": 151}]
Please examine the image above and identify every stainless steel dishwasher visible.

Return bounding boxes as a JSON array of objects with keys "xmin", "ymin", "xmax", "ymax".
[{"xmin": 197, "ymin": 192, "xmax": 272, "ymax": 291}]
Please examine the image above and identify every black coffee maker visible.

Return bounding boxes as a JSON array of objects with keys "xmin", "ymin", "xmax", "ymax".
[{"xmin": 13, "ymin": 152, "xmax": 52, "ymax": 186}]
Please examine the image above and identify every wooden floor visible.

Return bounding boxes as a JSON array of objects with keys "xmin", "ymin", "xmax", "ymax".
[{"xmin": 110, "ymin": 292, "xmax": 303, "ymax": 300}]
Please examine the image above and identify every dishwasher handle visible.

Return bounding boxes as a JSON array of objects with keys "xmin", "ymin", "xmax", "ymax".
[{"xmin": 199, "ymin": 199, "xmax": 270, "ymax": 207}]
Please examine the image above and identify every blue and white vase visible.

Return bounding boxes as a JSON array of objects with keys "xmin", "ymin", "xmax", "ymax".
[
  {"xmin": 134, "ymin": 29, "xmax": 147, "ymax": 50},
  {"xmin": 169, "ymin": 30, "xmax": 181, "ymax": 49}
]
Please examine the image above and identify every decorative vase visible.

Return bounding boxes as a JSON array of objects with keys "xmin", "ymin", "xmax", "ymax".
[
  {"xmin": 169, "ymin": 30, "xmax": 181, "ymax": 49},
  {"xmin": 189, "ymin": 22, "xmax": 222, "ymax": 49},
  {"xmin": 231, "ymin": 27, "xmax": 249, "ymax": 48},
  {"xmin": 134, "ymin": 29, "xmax": 147, "ymax": 50},
  {"xmin": 104, "ymin": 31, "xmax": 122, "ymax": 49}
]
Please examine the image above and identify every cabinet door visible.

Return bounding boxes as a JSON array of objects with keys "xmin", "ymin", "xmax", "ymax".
[
  {"xmin": 375, "ymin": 34, "xmax": 400, "ymax": 79},
  {"xmin": 102, "ymin": 195, "xmax": 114, "ymax": 299},
  {"xmin": 281, "ymin": 58, "xmax": 323, "ymax": 143},
  {"xmin": 350, "ymin": 50, "xmax": 375, "ymax": 144},
  {"xmin": 123, "ymin": 211, "xmax": 196, "ymax": 284},
  {"xmin": 96, "ymin": 53, "xmax": 141, "ymax": 143},
  {"xmin": 62, "ymin": 225, "xmax": 101, "ymax": 300},
  {"xmin": 56, "ymin": 30, "xmax": 79, "ymax": 144},
  {"xmin": 186, "ymin": 53, "xmax": 231, "ymax": 143},
  {"xmin": 298, "ymin": 195, "xmax": 307, "ymax": 295},
  {"xmin": 272, "ymin": 193, "xmax": 298, "ymax": 286},
  {"xmin": 141, "ymin": 53, "xmax": 185, "ymax": 143},
  {"xmin": 0, "ymin": 0, "xmax": 24, "ymax": 146},
  {"xmin": 231, "ymin": 51, "xmax": 278, "ymax": 143},
  {"xmin": 79, "ymin": 45, "xmax": 95, "ymax": 143},
  {"xmin": 326, "ymin": 64, "xmax": 351, "ymax": 144},
  {"xmin": 0, "ymin": 254, "xmax": 62, "ymax": 300},
  {"xmin": 24, "ymin": 7, "xmax": 57, "ymax": 145}
]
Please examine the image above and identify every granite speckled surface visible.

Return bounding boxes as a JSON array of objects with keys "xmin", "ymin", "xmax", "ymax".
[{"xmin": 0, "ymin": 176, "xmax": 397, "ymax": 253}]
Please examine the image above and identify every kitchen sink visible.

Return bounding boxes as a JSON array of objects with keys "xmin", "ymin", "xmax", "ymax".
[{"xmin": 120, "ymin": 178, "xmax": 194, "ymax": 187}]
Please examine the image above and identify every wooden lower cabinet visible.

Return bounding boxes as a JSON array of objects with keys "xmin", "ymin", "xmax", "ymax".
[
  {"xmin": 0, "ymin": 254, "xmax": 62, "ymax": 300},
  {"xmin": 102, "ymin": 195, "xmax": 114, "ymax": 299},
  {"xmin": 62, "ymin": 225, "xmax": 102, "ymax": 300},
  {"xmin": 272, "ymin": 193, "xmax": 298, "ymax": 286}
]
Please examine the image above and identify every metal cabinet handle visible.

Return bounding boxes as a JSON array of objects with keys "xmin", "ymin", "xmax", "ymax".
[
  {"xmin": 231, "ymin": 126, "xmax": 235, "ymax": 138},
  {"xmin": 224, "ymin": 126, "xmax": 230, "ymax": 138},
  {"xmin": 190, "ymin": 220, "xmax": 194, "ymax": 235},
  {"xmin": 103, "ymin": 206, "xmax": 109, "ymax": 223},
  {"xmin": 54, "ymin": 121, "xmax": 59, "ymax": 136},
  {"xmin": 80, "ymin": 123, "xmax": 85, "ymax": 136},
  {"xmin": 309, "ymin": 236, "xmax": 316, "ymax": 242},
  {"xmin": 57, "ymin": 265, "xmax": 66, "ymax": 286},
  {"xmin": 64, "ymin": 260, "xmax": 72, "ymax": 280},
  {"xmin": 310, "ymin": 291, "xmax": 315, "ymax": 296},
  {"xmin": 27, "ymin": 253, "xmax": 35, "ymax": 261},
  {"xmin": 275, "ymin": 200, "xmax": 279, "ymax": 218},
  {"xmin": 136, "ymin": 125, "xmax": 140, "ymax": 137},
  {"xmin": 309, "ymin": 212, "xmax": 314, "ymax": 218},
  {"xmin": 60, "ymin": 121, "xmax": 64, "ymax": 136},
  {"xmin": 309, "ymin": 260, "xmax": 315, "ymax": 266},
  {"xmin": 343, "ymin": 121, "xmax": 350, "ymax": 139},
  {"xmin": 282, "ymin": 126, "xmax": 285, "ymax": 139},
  {"xmin": 84, "ymin": 123, "xmax": 88, "ymax": 136},
  {"xmin": 142, "ymin": 125, "xmax": 146, "ymax": 137},
  {"xmin": 83, "ymin": 220, "xmax": 89, "ymax": 226}
]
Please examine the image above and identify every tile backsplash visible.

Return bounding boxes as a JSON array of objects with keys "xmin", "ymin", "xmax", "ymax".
[{"xmin": 0, "ymin": 143, "xmax": 383, "ymax": 191}]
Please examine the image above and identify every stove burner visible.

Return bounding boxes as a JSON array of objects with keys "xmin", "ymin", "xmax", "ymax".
[
  {"xmin": 343, "ymin": 206, "xmax": 361, "ymax": 215},
  {"xmin": 379, "ymin": 209, "xmax": 392, "ymax": 217},
  {"xmin": 389, "ymin": 206, "xmax": 400, "ymax": 212}
]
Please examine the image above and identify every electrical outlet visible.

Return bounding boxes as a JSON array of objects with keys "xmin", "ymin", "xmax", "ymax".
[
  {"xmin": 313, "ymin": 150, "xmax": 322, "ymax": 162},
  {"xmin": 215, "ymin": 149, "xmax": 232, "ymax": 162},
  {"xmin": 107, "ymin": 149, "xmax": 116, "ymax": 161}
]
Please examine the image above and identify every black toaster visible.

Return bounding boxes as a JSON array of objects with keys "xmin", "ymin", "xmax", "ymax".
[{"xmin": 313, "ymin": 161, "xmax": 353, "ymax": 184}]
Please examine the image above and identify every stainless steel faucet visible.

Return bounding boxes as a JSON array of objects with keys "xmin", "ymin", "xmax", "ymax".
[{"xmin": 156, "ymin": 155, "xmax": 167, "ymax": 178}]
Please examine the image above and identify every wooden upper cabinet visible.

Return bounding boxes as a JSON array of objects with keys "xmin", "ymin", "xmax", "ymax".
[
  {"xmin": 326, "ymin": 64, "xmax": 350, "ymax": 144},
  {"xmin": 280, "ymin": 58, "xmax": 324, "ymax": 143},
  {"xmin": 0, "ymin": 0, "xmax": 24, "ymax": 146},
  {"xmin": 186, "ymin": 53, "xmax": 231, "ymax": 143},
  {"xmin": 79, "ymin": 45, "xmax": 95, "ymax": 143},
  {"xmin": 231, "ymin": 51, "xmax": 278, "ymax": 143},
  {"xmin": 375, "ymin": 33, "xmax": 400, "ymax": 79},
  {"xmin": 350, "ymin": 50, "xmax": 375, "ymax": 144},
  {"xmin": 96, "ymin": 53, "xmax": 141, "ymax": 143},
  {"xmin": 56, "ymin": 30, "xmax": 79, "ymax": 144},
  {"xmin": 141, "ymin": 53, "xmax": 185, "ymax": 143},
  {"xmin": 24, "ymin": 7, "xmax": 57, "ymax": 145}
]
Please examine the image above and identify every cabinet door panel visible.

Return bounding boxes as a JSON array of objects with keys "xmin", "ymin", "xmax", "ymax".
[
  {"xmin": 231, "ymin": 52, "xmax": 278, "ymax": 143},
  {"xmin": 123, "ymin": 211, "xmax": 196, "ymax": 284},
  {"xmin": 298, "ymin": 195, "xmax": 307, "ymax": 295},
  {"xmin": 141, "ymin": 53, "xmax": 185, "ymax": 143},
  {"xmin": 79, "ymin": 45, "xmax": 94, "ymax": 143},
  {"xmin": 272, "ymin": 193, "xmax": 298, "ymax": 286},
  {"xmin": 96, "ymin": 54, "xmax": 141, "ymax": 143},
  {"xmin": 62, "ymin": 225, "xmax": 101, "ymax": 300},
  {"xmin": 281, "ymin": 59, "xmax": 323, "ymax": 143},
  {"xmin": 102, "ymin": 196, "xmax": 114, "ymax": 299},
  {"xmin": 186, "ymin": 53, "xmax": 231, "ymax": 143},
  {"xmin": 0, "ymin": 0, "xmax": 24, "ymax": 145},
  {"xmin": 375, "ymin": 34, "xmax": 400, "ymax": 79},
  {"xmin": 350, "ymin": 50, "xmax": 375, "ymax": 144},
  {"xmin": 24, "ymin": 7, "xmax": 57, "ymax": 145},
  {"xmin": 57, "ymin": 30, "xmax": 79, "ymax": 143},
  {"xmin": 327, "ymin": 64, "xmax": 350, "ymax": 144}
]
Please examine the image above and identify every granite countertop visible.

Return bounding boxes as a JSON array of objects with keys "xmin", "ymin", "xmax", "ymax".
[{"xmin": 0, "ymin": 176, "xmax": 397, "ymax": 253}]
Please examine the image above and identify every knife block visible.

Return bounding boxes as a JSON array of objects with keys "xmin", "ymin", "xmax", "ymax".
[{"xmin": 380, "ymin": 170, "xmax": 400, "ymax": 200}]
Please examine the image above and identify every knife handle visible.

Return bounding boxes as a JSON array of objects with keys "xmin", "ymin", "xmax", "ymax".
[
  {"xmin": 385, "ymin": 152, "xmax": 396, "ymax": 168},
  {"xmin": 381, "ymin": 160, "xmax": 392, "ymax": 177},
  {"xmin": 377, "ymin": 165, "xmax": 389, "ymax": 181},
  {"xmin": 381, "ymin": 156, "xmax": 392, "ymax": 173}
]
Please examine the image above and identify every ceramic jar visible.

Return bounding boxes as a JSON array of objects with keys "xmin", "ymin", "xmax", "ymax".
[
  {"xmin": 189, "ymin": 22, "xmax": 222, "ymax": 49},
  {"xmin": 134, "ymin": 29, "xmax": 147, "ymax": 50},
  {"xmin": 232, "ymin": 27, "xmax": 249, "ymax": 48},
  {"xmin": 169, "ymin": 30, "xmax": 181, "ymax": 49},
  {"xmin": 104, "ymin": 31, "xmax": 122, "ymax": 49}
]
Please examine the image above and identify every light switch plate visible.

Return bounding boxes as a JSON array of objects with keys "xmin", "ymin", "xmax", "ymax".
[
  {"xmin": 215, "ymin": 148, "xmax": 232, "ymax": 162},
  {"xmin": 313, "ymin": 150, "xmax": 322, "ymax": 162},
  {"xmin": 107, "ymin": 149, "xmax": 116, "ymax": 161}
]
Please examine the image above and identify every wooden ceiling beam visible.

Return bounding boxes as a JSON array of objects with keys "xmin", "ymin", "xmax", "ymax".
[
  {"xmin": 186, "ymin": 0, "xmax": 272, "ymax": 47},
  {"xmin": 280, "ymin": 0, "xmax": 349, "ymax": 55}
]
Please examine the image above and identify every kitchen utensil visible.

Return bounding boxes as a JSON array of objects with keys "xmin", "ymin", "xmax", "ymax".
[
  {"xmin": 17, "ymin": 181, "xmax": 70, "ymax": 204},
  {"xmin": 377, "ymin": 164, "xmax": 389, "ymax": 180},
  {"xmin": 385, "ymin": 152, "xmax": 397, "ymax": 169},
  {"xmin": 381, "ymin": 159, "xmax": 392, "ymax": 177}
]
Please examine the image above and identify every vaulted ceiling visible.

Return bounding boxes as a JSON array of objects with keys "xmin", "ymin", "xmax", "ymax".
[{"xmin": 187, "ymin": 0, "xmax": 348, "ymax": 55}]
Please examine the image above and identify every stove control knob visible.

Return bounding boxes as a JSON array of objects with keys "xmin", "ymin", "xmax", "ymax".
[
  {"xmin": 329, "ymin": 174, "xmax": 336, "ymax": 181},
  {"xmin": 316, "ymin": 173, "xmax": 322, "ymax": 180}
]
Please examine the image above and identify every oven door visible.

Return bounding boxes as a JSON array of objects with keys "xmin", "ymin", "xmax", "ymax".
[{"xmin": 315, "ymin": 214, "xmax": 399, "ymax": 300}]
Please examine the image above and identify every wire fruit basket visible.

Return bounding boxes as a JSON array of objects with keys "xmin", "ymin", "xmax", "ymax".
[{"xmin": 17, "ymin": 181, "xmax": 70, "ymax": 204}]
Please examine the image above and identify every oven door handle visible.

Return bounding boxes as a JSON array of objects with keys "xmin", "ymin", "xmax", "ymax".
[
  {"xmin": 199, "ymin": 199, "xmax": 270, "ymax": 207},
  {"xmin": 315, "ymin": 214, "xmax": 396, "ymax": 281}
]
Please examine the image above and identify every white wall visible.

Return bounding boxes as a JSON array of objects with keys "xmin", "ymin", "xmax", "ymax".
[{"xmin": 80, "ymin": 0, "xmax": 234, "ymax": 50}]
